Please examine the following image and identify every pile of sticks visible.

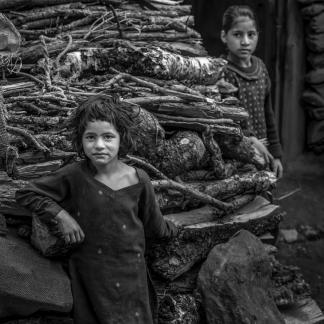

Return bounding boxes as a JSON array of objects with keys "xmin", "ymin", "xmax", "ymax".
[{"xmin": 0, "ymin": 1, "xmax": 313, "ymax": 323}]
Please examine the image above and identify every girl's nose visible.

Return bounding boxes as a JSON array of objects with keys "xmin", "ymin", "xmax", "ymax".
[
  {"xmin": 95, "ymin": 137, "xmax": 105, "ymax": 148},
  {"xmin": 241, "ymin": 34, "xmax": 250, "ymax": 45}
]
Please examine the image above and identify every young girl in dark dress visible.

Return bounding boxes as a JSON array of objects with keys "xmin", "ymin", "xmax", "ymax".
[
  {"xmin": 220, "ymin": 5, "xmax": 284, "ymax": 178},
  {"xmin": 16, "ymin": 95, "xmax": 178, "ymax": 324}
]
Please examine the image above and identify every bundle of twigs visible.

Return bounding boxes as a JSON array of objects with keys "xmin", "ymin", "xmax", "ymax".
[
  {"xmin": 0, "ymin": 2, "xmax": 291, "ymax": 323},
  {"xmin": 0, "ymin": 0, "xmax": 276, "ymax": 220},
  {"xmin": 6, "ymin": 1, "xmax": 204, "ymax": 58}
]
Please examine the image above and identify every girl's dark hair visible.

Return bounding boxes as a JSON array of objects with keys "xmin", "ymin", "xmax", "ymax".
[
  {"xmin": 222, "ymin": 5, "xmax": 258, "ymax": 33},
  {"xmin": 70, "ymin": 95, "xmax": 138, "ymax": 158}
]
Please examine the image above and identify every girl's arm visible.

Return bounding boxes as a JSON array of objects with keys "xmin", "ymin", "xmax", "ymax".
[
  {"xmin": 16, "ymin": 167, "xmax": 70, "ymax": 222},
  {"xmin": 16, "ymin": 164, "xmax": 85, "ymax": 243},
  {"xmin": 264, "ymin": 92, "xmax": 283, "ymax": 160},
  {"xmin": 139, "ymin": 172, "xmax": 178, "ymax": 240},
  {"xmin": 264, "ymin": 72, "xmax": 284, "ymax": 178}
]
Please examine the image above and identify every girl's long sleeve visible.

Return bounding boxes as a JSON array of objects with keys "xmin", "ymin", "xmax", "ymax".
[
  {"xmin": 264, "ymin": 77, "xmax": 283, "ymax": 159},
  {"xmin": 139, "ymin": 171, "xmax": 178, "ymax": 240},
  {"xmin": 15, "ymin": 164, "xmax": 73, "ymax": 223}
]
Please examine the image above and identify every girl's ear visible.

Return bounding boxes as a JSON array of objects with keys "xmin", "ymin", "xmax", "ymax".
[{"xmin": 220, "ymin": 30, "xmax": 227, "ymax": 44}]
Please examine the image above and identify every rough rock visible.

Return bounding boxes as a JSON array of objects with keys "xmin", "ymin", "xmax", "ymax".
[
  {"xmin": 0, "ymin": 232, "xmax": 72, "ymax": 319},
  {"xmin": 197, "ymin": 230, "xmax": 284, "ymax": 324}
]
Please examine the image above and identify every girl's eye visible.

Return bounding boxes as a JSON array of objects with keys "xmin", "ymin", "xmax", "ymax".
[
  {"xmin": 233, "ymin": 32, "xmax": 242, "ymax": 38},
  {"xmin": 85, "ymin": 135, "xmax": 95, "ymax": 141},
  {"xmin": 103, "ymin": 135, "xmax": 114, "ymax": 141},
  {"xmin": 248, "ymin": 32, "xmax": 257, "ymax": 38}
]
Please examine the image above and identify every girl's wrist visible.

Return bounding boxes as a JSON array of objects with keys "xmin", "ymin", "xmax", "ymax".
[{"xmin": 55, "ymin": 209, "xmax": 69, "ymax": 221}]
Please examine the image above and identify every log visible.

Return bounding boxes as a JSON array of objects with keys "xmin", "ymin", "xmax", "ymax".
[
  {"xmin": 149, "ymin": 196, "xmax": 284, "ymax": 280},
  {"xmin": 0, "ymin": 196, "xmax": 30, "ymax": 216},
  {"xmin": 188, "ymin": 170, "xmax": 276, "ymax": 200},
  {"xmin": 20, "ymin": 16, "xmax": 98, "ymax": 39},
  {"xmin": 118, "ymin": 7, "xmax": 191, "ymax": 18},
  {"xmin": 157, "ymin": 115, "xmax": 243, "ymax": 141},
  {"xmin": 0, "ymin": 171, "xmax": 30, "ymax": 216},
  {"xmin": 163, "ymin": 195, "xmax": 264, "ymax": 228},
  {"xmin": 197, "ymin": 230, "xmax": 285, "ymax": 324},
  {"xmin": 154, "ymin": 171, "xmax": 276, "ymax": 203},
  {"xmin": 84, "ymin": 30, "xmax": 200, "ymax": 43},
  {"xmin": 21, "ymin": 17, "xmax": 67, "ymax": 30},
  {"xmin": 60, "ymin": 44, "xmax": 227, "ymax": 84},
  {"xmin": 8, "ymin": 115, "xmax": 63, "ymax": 129},
  {"xmin": 217, "ymin": 135, "xmax": 266, "ymax": 168},
  {"xmin": 164, "ymin": 205, "xmax": 220, "ymax": 227},
  {"xmin": 149, "ymin": 102, "xmax": 249, "ymax": 122},
  {"xmin": 153, "ymin": 41, "xmax": 207, "ymax": 57},
  {"xmin": 15, "ymin": 6, "xmax": 95, "ymax": 24},
  {"xmin": 0, "ymin": 0, "xmax": 94, "ymax": 10},
  {"xmin": 131, "ymin": 106, "xmax": 165, "ymax": 154},
  {"xmin": 139, "ymin": 131, "xmax": 207, "ymax": 178},
  {"xmin": 16, "ymin": 149, "xmax": 76, "ymax": 165},
  {"xmin": 14, "ymin": 160, "xmax": 64, "ymax": 180},
  {"xmin": 20, "ymin": 39, "xmax": 88, "ymax": 63},
  {"xmin": 2, "ymin": 82, "xmax": 37, "ymax": 97}
]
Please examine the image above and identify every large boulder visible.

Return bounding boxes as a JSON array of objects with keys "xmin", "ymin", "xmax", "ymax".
[
  {"xmin": 197, "ymin": 230, "xmax": 284, "ymax": 324},
  {"xmin": 0, "ymin": 232, "xmax": 72, "ymax": 318}
]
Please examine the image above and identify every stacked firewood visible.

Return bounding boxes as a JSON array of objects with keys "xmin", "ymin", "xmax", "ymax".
[
  {"xmin": 298, "ymin": 0, "xmax": 324, "ymax": 153},
  {"xmin": 0, "ymin": 1, "xmax": 317, "ymax": 323}
]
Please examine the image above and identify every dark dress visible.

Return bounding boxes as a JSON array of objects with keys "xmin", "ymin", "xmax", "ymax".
[
  {"xmin": 222, "ymin": 56, "xmax": 283, "ymax": 159},
  {"xmin": 15, "ymin": 160, "xmax": 177, "ymax": 324}
]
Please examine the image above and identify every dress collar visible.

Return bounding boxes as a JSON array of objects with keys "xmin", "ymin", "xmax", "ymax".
[{"xmin": 225, "ymin": 56, "xmax": 263, "ymax": 80}]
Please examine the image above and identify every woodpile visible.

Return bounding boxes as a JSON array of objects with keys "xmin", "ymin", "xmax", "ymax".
[
  {"xmin": 298, "ymin": 0, "xmax": 324, "ymax": 153},
  {"xmin": 0, "ymin": 1, "xmax": 321, "ymax": 323}
]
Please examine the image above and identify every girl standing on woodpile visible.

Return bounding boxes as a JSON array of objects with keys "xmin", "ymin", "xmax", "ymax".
[
  {"xmin": 15, "ymin": 95, "xmax": 178, "ymax": 324},
  {"xmin": 220, "ymin": 5, "xmax": 284, "ymax": 178}
]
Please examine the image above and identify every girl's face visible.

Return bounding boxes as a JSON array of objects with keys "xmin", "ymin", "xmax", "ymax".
[
  {"xmin": 221, "ymin": 16, "xmax": 258, "ymax": 67},
  {"xmin": 82, "ymin": 120, "xmax": 121, "ymax": 168}
]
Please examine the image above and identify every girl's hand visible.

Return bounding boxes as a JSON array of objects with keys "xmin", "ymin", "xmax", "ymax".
[
  {"xmin": 249, "ymin": 136, "xmax": 273, "ymax": 165},
  {"xmin": 55, "ymin": 209, "xmax": 85, "ymax": 244},
  {"xmin": 249, "ymin": 137, "xmax": 283, "ymax": 179},
  {"xmin": 271, "ymin": 158, "xmax": 283, "ymax": 179}
]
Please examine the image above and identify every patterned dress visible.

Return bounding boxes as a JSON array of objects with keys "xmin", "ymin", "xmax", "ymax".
[
  {"xmin": 222, "ymin": 56, "xmax": 283, "ymax": 158},
  {"xmin": 16, "ymin": 160, "xmax": 177, "ymax": 324}
]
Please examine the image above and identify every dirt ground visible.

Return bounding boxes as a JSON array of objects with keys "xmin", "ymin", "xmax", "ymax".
[{"xmin": 273, "ymin": 153, "xmax": 324, "ymax": 311}]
